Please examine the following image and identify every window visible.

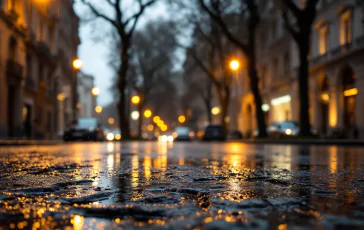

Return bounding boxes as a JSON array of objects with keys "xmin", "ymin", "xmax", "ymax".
[
  {"xmin": 340, "ymin": 10, "xmax": 352, "ymax": 45},
  {"xmin": 284, "ymin": 52, "xmax": 290, "ymax": 75},
  {"xmin": 319, "ymin": 25, "xmax": 329, "ymax": 55}
]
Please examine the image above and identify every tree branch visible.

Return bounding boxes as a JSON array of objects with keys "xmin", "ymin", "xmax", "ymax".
[
  {"xmin": 282, "ymin": 10, "xmax": 300, "ymax": 42},
  {"xmin": 81, "ymin": 0, "xmax": 119, "ymax": 29},
  {"xmin": 198, "ymin": 0, "xmax": 249, "ymax": 54},
  {"xmin": 282, "ymin": 0, "xmax": 302, "ymax": 18},
  {"xmin": 188, "ymin": 47, "xmax": 221, "ymax": 87},
  {"xmin": 125, "ymin": 0, "xmax": 156, "ymax": 37}
]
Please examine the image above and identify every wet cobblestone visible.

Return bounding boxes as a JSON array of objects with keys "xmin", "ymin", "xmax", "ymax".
[{"xmin": 0, "ymin": 142, "xmax": 363, "ymax": 229}]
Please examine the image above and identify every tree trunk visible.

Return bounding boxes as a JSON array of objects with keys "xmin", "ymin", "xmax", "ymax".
[
  {"xmin": 246, "ymin": 35, "xmax": 268, "ymax": 138},
  {"xmin": 203, "ymin": 98, "xmax": 212, "ymax": 124},
  {"xmin": 220, "ymin": 87, "xmax": 230, "ymax": 132},
  {"xmin": 297, "ymin": 37, "xmax": 312, "ymax": 136},
  {"xmin": 118, "ymin": 40, "xmax": 131, "ymax": 139},
  {"xmin": 137, "ymin": 98, "xmax": 144, "ymax": 139}
]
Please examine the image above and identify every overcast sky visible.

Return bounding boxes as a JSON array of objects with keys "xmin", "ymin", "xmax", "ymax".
[{"xmin": 74, "ymin": 1, "xmax": 169, "ymax": 106}]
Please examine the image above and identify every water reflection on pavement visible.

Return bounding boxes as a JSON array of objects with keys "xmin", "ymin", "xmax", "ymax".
[{"xmin": 0, "ymin": 142, "xmax": 363, "ymax": 229}]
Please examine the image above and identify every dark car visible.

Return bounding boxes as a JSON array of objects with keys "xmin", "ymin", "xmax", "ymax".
[
  {"xmin": 227, "ymin": 130, "xmax": 243, "ymax": 140},
  {"xmin": 173, "ymin": 126, "xmax": 194, "ymax": 141},
  {"xmin": 63, "ymin": 118, "xmax": 104, "ymax": 141},
  {"xmin": 202, "ymin": 125, "xmax": 226, "ymax": 141}
]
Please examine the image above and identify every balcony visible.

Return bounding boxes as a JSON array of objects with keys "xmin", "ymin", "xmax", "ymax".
[{"xmin": 6, "ymin": 60, "xmax": 23, "ymax": 80}]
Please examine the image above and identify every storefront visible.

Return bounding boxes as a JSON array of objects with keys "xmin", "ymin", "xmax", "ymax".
[{"xmin": 270, "ymin": 95, "xmax": 292, "ymax": 122}]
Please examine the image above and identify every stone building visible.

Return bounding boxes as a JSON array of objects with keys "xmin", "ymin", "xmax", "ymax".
[
  {"xmin": 233, "ymin": 0, "xmax": 364, "ymax": 139},
  {"xmin": 0, "ymin": 0, "xmax": 79, "ymax": 139},
  {"xmin": 77, "ymin": 71, "xmax": 96, "ymax": 118}
]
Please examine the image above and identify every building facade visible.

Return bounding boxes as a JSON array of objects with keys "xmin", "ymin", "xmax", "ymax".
[
  {"xmin": 0, "ymin": 0, "xmax": 79, "ymax": 139},
  {"xmin": 77, "ymin": 71, "xmax": 96, "ymax": 118},
  {"xmin": 233, "ymin": 0, "xmax": 364, "ymax": 139}
]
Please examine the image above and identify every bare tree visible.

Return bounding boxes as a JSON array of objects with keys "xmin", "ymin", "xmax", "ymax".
[
  {"xmin": 280, "ymin": 0, "xmax": 319, "ymax": 136},
  {"xmin": 81, "ymin": 0, "xmax": 156, "ymax": 139},
  {"xmin": 182, "ymin": 57, "xmax": 214, "ymax": 124},
  {"xmin": 129, "ymin": 20, "xmax": 178, "ymax": 137},
  {"xmin": 198, "ymin": 0, "xmax": 268, "ymax": 137}
]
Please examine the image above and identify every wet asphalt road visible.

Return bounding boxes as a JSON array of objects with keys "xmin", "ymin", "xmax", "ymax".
[{"xmin": 0, "ymin": 141, "xmax": 364, "ymax": 229}]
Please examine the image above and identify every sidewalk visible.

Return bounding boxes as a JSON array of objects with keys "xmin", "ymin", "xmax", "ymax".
[
  {"xmin": 229, "ymin": 138, "xmax": 364, "ymax": 146},
  {"xmin": 0, "ymin": 140, "xmax": 63, "ymax": 146}
]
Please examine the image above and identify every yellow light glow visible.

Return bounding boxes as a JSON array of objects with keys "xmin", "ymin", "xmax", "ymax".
[
  {"xmin": 157, "ymin": 120, "xmax": 164, "ymax": 127},
  {"xmin": 161, "ymin": 125, "xmax": 167, "ymax": 132},
  {"xmin": 107, "ymin": 133, "xmax": 114, "ymax": 141},
  {"xmin": 211, "ymin": 107, "xmax": 220, "ymax": 115},
  {"xmin": 92, "ymin": 87, "xmax": 100, "ymax": 96},
  {"xmin": 147, "ymin": 124, "xmax": 154, "ymax": 131},
  {"xmin": 229, "ymin": 59, "xmax": 240, "ymax": 71},
  {"xmin": 115, "ymin": 134, "xmax": 121, "ymax": 140},
  {"xmin": 131, "ymin": 95, "xmax": 140, "ymax": 104},
  {"xmin": 178, "ymin": 115, "xmax": 186, "ymax": 123},
  {"xmin": 153, "ymin": 116, "xmax": 160, "ymax": 123},
  {"xmin": 144, "ymin": 109, "xmax": 152, "ymax": 118},
  {"xmin": 57, "ymin": 93, "xmax": 65, "ymax": 101},
  {"xmin": 172, "ymin": 132, "xmax": 178, "ymax": 138},
  {"xmin": 108, "ymin": 118, "xmax": 114, "ymax": 125},
  {"xmin": 321, "ymin": 92, "xmax": 330, "ymax": 102},
  {"xmin": 285, "ymin": 129, "xmax": 292, "ymax": 135},
  {"xmin": 95, "ymin": 105, "xmax": 102, "ymax": 113},
  {"xmin": 343, "ymin": 88, "xmax": 358, "ymax": 97},
  {"xmin": 72, "ymin": 59, "xmax": 83, "ymax": 70},
  {"xmin": 131, "ymin": 111, "xmax": 140, "ymax": 120},
  {"xmin": 76, "ymin": 103, "xmax": 81, "ymax": 109}
]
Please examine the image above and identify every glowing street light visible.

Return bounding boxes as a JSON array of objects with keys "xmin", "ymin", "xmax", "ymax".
[
  {"xmin": 161, "ymin": 125, "xmax": 167, "ymax": 132},
  {"xmin": 153, "ymin": 116, "xmax": 160, "ymax": 123},
  {"xmin": 229, "ymin": 59, "xmax": 240, "ymax": 71},
  {"xmin": 144, "ymin": 109, "xmax": 152, "ymax": 118},
  {"xmin": 147, "ymin": 124, "xmax": 154, "ymax": 131},
  {"xmin": 95, "ymin": 105, "xmax": 102, "ymax": 113},
  {"xmin": 157, "ymin": 120, "xmax": 164, "ymax": 127},
  {"xmin": 211, "ymin": 107, "xmax": 220, "ymax": 115},
  {"xmin": 131, "ymin": 111, "xmax": 140, "ymax": 120},
  {"xmin": 131, "ymin": 95, "xmax": 140, "ymax": 105},
  {"xmin": 108, "ymin": 118, "xmax": 115, "ymax": 125},
  {"xmin": 72, "ymin": 58, "xmax": 83, "ymax": 70},
  {"xmin": 92, "ymin": 87, "xmax": 100, "ymax": 96},
  {"xmin": 178, "ymin": 115, "xmax": 186, "ymax": 123}
]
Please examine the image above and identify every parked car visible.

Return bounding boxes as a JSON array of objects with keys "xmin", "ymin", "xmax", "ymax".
[
  {"xmin": 227, "ymin": 130, "xmax": 243, "ymax": 140},
  {"xmin": 173, "ymin": 126, "xmax": 195, "ymax": 141},
  {"xmin": 106, "ymin": 129, "xmax": 122, "ymax": 141},
  {"xmin": 63, "ymin": 118, "xmax": 104, "ymax": 141},
  {"xmin": 201, "ymin": 125, "xmax": 226, "ymax": 141},
  {"xmin": 254, "ymin": 121, "xmax": 318, "ymax": 138}
]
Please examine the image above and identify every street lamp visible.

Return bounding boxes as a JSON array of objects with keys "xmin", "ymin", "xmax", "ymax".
[
  {"xmin": 178, "ymin": 115, "xmax": 186, "ymax": 123},
  {"xmin": 131, "ymin": 95, "xmax": 140, "ymax": 105},
  {"xmin": 144, "ymin": 109, "xmax": 152, "ymax": 118},
  {"xmin": 108, "ymin": 118, "xmax": 115, "ymax": 125},
  {"xmin": 73, "ymin": 58, "xmax": 83, "ymax": 70},
  {"xmin": 229, "ymin": 59, "xmax": 240, "ymax": 71},
  {"xmin": 95, "ymin": 105, "xmax": 102, "ymax": 113},
  {"xmin": 211, "ymin": 107, "xmax": 220, "ymax": 115},
  {"xmin": 131, "ymin": 111, "xmax": 140, "ymax": 120},
  {"xmin": 92, "ymin": 87, "xmax": 100, "ymax": 96},
  {"xmin": 153, "ymin": 116, "xmax": 160, "ymax": 123}
]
